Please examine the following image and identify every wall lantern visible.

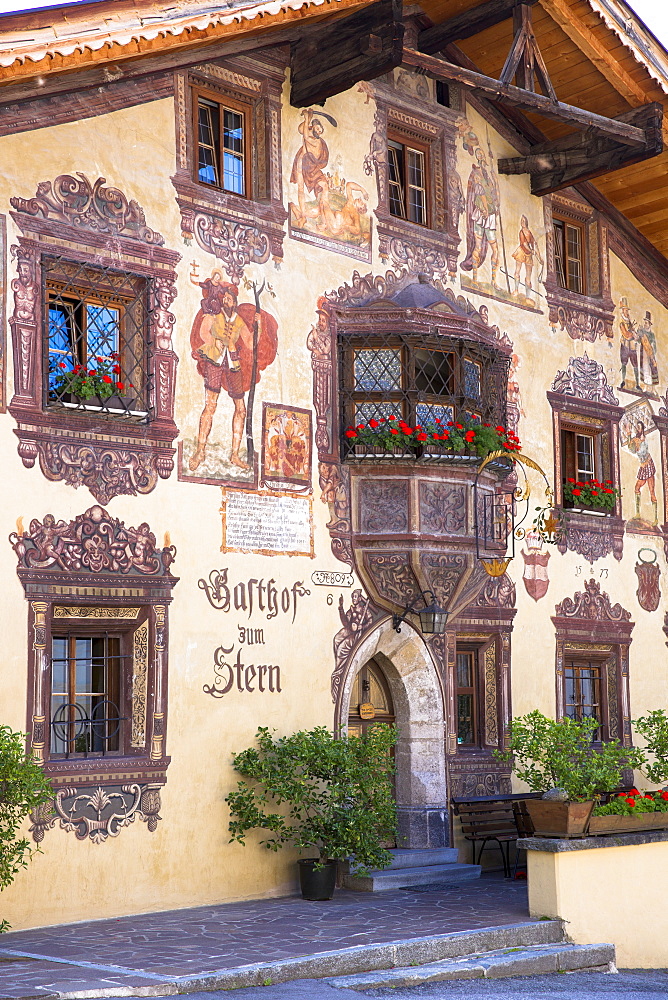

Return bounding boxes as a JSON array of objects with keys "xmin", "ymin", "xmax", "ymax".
[{"xmin": 392, "ymin": 589, "xmax": 449, "ymax": 636}]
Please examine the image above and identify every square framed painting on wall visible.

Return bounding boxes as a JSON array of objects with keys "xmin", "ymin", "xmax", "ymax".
[{"xmin": 261, "ymin": 402, "xmax": 312, "ymax": 491}]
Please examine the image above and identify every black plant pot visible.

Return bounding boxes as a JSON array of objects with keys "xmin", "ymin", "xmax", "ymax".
[{"xmin": 297, "ymin": 858, "xmax": 337, "ymax": 901}]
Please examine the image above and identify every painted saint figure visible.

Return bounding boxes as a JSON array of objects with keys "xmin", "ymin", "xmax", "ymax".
[
  {"xmin": 618, "ymin": 296, "xmax": 640, "ymax": 390},
  {"xmin": 289, "ymin": 108, "xmax": 333, "ymax": 228},
  {"xmin": 511, "ymin": 216, "xmax": 543, "ymax": 296},
  {"xmin": 188, "ymin": 267, "xmax": 278, "ymax": 473},
  {"xmin": 460, "ymin": 147, "xmax": 501, "ymax": 288},
  {"xmin": 631, "ymin": 421, "xmax": 657, "ymax": 524}
]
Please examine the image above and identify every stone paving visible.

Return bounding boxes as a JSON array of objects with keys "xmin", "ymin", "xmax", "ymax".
[{"xmin": 0, "ymin": 874, "xmax": 530, "ymax": 998}]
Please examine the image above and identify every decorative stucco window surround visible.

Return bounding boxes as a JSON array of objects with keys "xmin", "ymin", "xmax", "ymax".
[
  {"xmin": 367, "ymin": 76, "xmax": 462, "ymax": 281},
  {"xmin": 172, "ymin": 54, "xmax": 287, "ymax": 282},
  {"xmin": 10, "ymin": 505, "xmax": 178, "ymax": 844},
  {"xmin": 548, "ymin": 354, "xmax": 624, "ymax": 563},
  {"xmin": 553, "ymin": 579, "xmax": 634, "ymax": 747},
  {"xmin": 543, "ymin": 191, "xmax": 615, "ymax": 343},
  {"xmin": 433, "ymin": 573, "xmax": 515, "ymax": 800},
  {"xmin": 8, "ymin": 173, "xmax": 181, "ymax": 505}
]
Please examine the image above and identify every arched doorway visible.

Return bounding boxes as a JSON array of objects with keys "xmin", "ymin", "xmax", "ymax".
[
  {"xmin": 336, "ymin": 619, "xmax": 448, "ymax": 849},
  {"xmin": 347, "ymin": 658, "xmax": 395, "ymax": 737}
]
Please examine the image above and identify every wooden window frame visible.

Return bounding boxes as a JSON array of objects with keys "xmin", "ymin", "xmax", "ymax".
[
  {"xmin": 559, "ymin": 421, "xmax": 612, "ymax": 511},
  {"xmin": 49, "ymin": 626, "xmax": 131, "ymax": 761},
  {"xmin": 455, "ymin": 646, "xmax": 482, "ymax": 749},
  {"xmin": 553, "ymin": 214, "xmax": 587, "ymax": 296},
  {"xmin": 563, "ymin": 654, "xmax": 607, "ymax": 740},
  {"xmin": 192, "ymin": 85, "xmax": 251, "ymax": 200},
  {"xmin": 387, "ymin": 130, "xmax": 431, "ymax": 228}
]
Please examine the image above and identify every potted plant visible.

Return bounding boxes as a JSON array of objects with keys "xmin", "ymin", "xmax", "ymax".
[
  {"xmin": 51, "ymin": 353, "xmax": 135, "ymax": 410},
  {"xmin": 0, "ymin": 724, "xmax": 53, "ymax": 931},
  {"xmin": 589, "ymin": 787, "xmax": 668, "ymax": 834},
  {"xmin": 226, "ymin": 724, "xmax": 398, "ymax": 900},
  {"xmin": 496, "ymin": 711, "xmax": 644, "ymax": 837},
  {"xmin": 344, "ymin": 416, "xmax": 521, "ymax": 464},
  {"xmin": 563, "ymin": 477, "xmax": 620, "ymax": 515}
]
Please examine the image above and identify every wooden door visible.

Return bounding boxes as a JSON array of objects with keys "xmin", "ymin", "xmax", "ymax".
[{"xmin": 347, "ymin": 658, "xmax": 395, "ymax": 737}]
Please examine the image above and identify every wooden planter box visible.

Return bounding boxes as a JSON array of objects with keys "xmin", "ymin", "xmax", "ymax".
[
  {"xmin": 525, "ymin": 799, "xmax": 594, "ymax": 838},
  {"xmin": 351, "ymin": 445, "xmax": 417, "ymax": 460},
  {"xmin": 588, "ymin": 812, "xmax": 668, "ymax": 835}
]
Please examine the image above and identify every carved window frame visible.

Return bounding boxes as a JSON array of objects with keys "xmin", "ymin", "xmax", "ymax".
[
  {"xmin": 8, "ymin": 174, "xmax": 181, "ymax": 504},
  {"xmin": 548, "ymin": 382, "xmax": 625, "ymax": 563},
  {"xmin": 172, "ymin": 56, "xmax": 287, "ymax": 274},
  {"xmin": 553, "ymin": 582, "xmax": 634, "ymax": 747},
  {"xmin": 369, "ymin": 82, "xmax": 462, "ymax": 280},
  {"xmin": 543, "ymin": 192, "xmax": 615, "ymax": 342},
  {"xmin": 11, "ymin": 506, "xmax": 178, "ymax": 794}
]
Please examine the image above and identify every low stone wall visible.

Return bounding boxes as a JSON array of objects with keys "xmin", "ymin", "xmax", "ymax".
[{"xmin": 519, "ymin": 830, "xmax": 668, "ymax": 968}]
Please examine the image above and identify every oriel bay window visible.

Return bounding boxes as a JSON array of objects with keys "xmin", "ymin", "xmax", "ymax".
[
  {"xmin": 195, "ymin": 88, "xmax": 247, "ymax": 196},
  {"xmin": 45, "ymin": 257, "xmax": 149, "ymax": 417},
  {"xmin": 340, "ymin": 333, "xmax": 506, "ymax": 451}
]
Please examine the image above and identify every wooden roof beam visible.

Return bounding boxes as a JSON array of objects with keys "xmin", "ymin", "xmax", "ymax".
[
  {"xmin": 401, "ymin": 47, "xmax": 647, "ymax": 146},
  {"xmin": 290, "ymin": 0, "xmax": 403, "ymax": 107},
  {"xmin": 498, "ymin": 101, "xmax": 663, "ymax": 193},
  {"xmin": 419, "ymin": 0, "xmax": 540, "ymax": 56}
]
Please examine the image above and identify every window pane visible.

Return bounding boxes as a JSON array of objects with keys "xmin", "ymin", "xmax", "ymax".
[
  {"xmin": 354, "ymin": 401, "xmax": 397, "ymax": 424},
  {"xmin": 463, "ymin": 359, "xmax": 482, "ymax": 400},
  {"xmin": 223, "ymin": 109, "xmax": 244, "ymax": 154},
  {"xmin": 415, "ymin": 349, "xmax": 454, "ymax": 396},
  {"xmin": 457, "ymin": 653, "xmax": 473, "ymax": 688},
  {"xmin": 388, "ymin": 142, "xmax": 405, "ymax": 219},
  {"xmin": 406, "ymin": 147, "xmax": 426, "ymax": 225},
  {"xmin": 565, "ymin": 224, "xmax": 583, "ymax": 294},
  {"xmin": 553, "ymin": 220, "xmax": 566, "ymax": 289},
  {"xmin": 51, "ymin": 638, "xmax": 68, "ymax": 694},
  {"xmin": 223, "ymin": 152, "xmax": 244, "ymax": 195},
  {"xmin": 575, "ymin": 434, "xmax": 594, "ymax": 480},
  {"xmin": 416, "ymin": 402, "xmax": 454, "ymax": 427},
  {"xmin": 457, "ymin": 694, "xmax": 474, "ymax": 745},
  {"xmin": 86, "ymin": 305, "xmax": 120, "ymax": 362},
  {"xmin": 354, "ymin": 349, "xmax": 401, "ymax": 391},
  {"xmin": 198, "ymin": 100, "xmax": 219, "ymax": 186}
]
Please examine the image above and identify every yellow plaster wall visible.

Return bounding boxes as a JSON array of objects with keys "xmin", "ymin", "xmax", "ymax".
[
  {"xmin": 0, "ymin": 71, "xmax": 666, "ymax": 931},
  {"xmin": 527, "ymin": 843, "xmax": 668, "ymax": 967}
]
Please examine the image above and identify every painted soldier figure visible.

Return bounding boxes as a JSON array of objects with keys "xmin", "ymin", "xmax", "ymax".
[
  {"xmin": 638, "ymin": 310, "xmax": 659, "ymax": 390},
  {"xmin": 511, "ymin": 215, "xmax": 543, "ymax": 296},
  {"xmin": 632, "ymin": 421, "xmax": 657, "ymax": 524}
]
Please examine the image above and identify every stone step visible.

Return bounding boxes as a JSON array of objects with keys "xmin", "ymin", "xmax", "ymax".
[
  {"xmin": 327, "ymin": 942, "xmax": 617, "ymax": 989},
  {"xmin": 172, "ymin": 920, "xmax": 567, "ymax": 991},
  {"xmin": 343, "ymin": 862, "xmax": 481, "ymax": 892},
  {"xmin": 383, "ymin": 847, "xmax": 460, "ymax": 869}
]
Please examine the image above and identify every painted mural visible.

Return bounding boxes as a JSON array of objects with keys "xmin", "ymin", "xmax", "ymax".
[
  {"xmin": 457, "ymin": 114, "xmax": 543, "ymax": 314},
  {"xmin": 617, "ymin": 295, "xmax": 660, "ymax": 397},
  {"xmin": 180, "ymin": 267, "xmax": 278, "ymax": 486},
  {"xmin": 261, "ymin": 403, "xmax": 312, "ymax": 491},
  {"xmin": 288, "ymin": 107, "xmax": 372, "ymax": 261}
]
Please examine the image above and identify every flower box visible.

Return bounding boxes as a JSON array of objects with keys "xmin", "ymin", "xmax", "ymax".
[
  {"xmin": 350, "ymin": 445, "xmax": 416, "ymax": 461},
  {"xmin": 588, "ymin": 812, "xmax": 668, "ymax": 836},
  {"xmin": 524, "ymin": 799, "xmax": 594, "ymax": 838},
  {"xmin": 59, "ymin": 393, "xmax": 147, "ymax": 418},
  {"xmin": 567, "ymin": 506, "xmax": 610, "ymax": 517}
]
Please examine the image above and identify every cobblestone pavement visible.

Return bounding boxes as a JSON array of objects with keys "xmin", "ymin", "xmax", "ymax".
[{"xmin": 0, "ymin": 875, "xmax": 530, "ymax": 998}]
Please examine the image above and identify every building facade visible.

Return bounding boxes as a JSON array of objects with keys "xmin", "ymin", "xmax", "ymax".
[{"xmin": 1, "ymin": 0, "xmax": 668, "ymax": 928}]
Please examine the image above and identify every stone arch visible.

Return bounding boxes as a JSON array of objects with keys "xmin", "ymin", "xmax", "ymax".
[{"xmin": 337, "ymin": 618, "xmax": 448, "ymax": 849}]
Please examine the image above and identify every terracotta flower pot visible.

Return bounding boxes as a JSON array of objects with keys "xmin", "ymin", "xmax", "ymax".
[{"xmin": 524, "ymin": 799, "xmax": 594, "ymax": 838}]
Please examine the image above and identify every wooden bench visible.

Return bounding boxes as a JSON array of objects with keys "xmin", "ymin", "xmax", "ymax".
[{"xmin": 451, "ymin": 793, "xmax": 539, "ymax": 878}]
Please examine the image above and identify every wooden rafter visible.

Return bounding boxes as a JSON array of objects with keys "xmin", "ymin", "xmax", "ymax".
[
  {"xmin": 419, "ymin": 0, "xmax": 540, "ymax": 56},
  {"xmin": 289, "ymin": 0, "xmax": 403, "ymax": 107},
  {"xmin": 498, "ymin": 102, "xmax": 664, "ymax": 194},
  {"xmin": 499, "ymin": 2, "xmax": 556, "ymax": 100},
  {"xmin": 401, "ymin": 48, "xmax": 647, "ymax": 146}
]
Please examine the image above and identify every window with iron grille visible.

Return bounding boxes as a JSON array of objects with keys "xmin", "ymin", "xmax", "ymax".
[
  {"xmin": 564, "ymin": 659, "xmax": 602, "ymax": 734},
  {"xmin": 50, "ymin": 632, "xmax": 128, "ymax": 759},
  {"xmin": 45, "ymin": 256, "xmax": 151, "ymax": 420},
  {"xmin": 194, "ymin": 87, "xmax": 248, "ymax": 196},
  {"xmin": 339, "ymin": 331, "xmax": 507, "ymax": 453}
]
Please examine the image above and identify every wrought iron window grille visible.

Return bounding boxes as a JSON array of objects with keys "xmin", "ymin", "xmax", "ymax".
[
  {"xmin": 339, "ymin": 330, "xmax": 510, "ymax": 460},
  {"xmin": 50, "ymin": 700, "xmax": 127, "ymax": 759},
  {"xmin": 44, "ymin": 255, "xmax": 154, "ymax": 423}
]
